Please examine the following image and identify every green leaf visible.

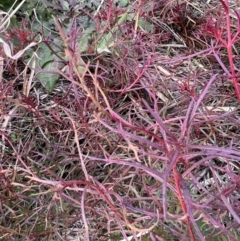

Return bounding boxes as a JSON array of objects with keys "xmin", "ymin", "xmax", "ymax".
[
  {"xmin": 37, "ymin": 61, "xmax": 60, "ymax": 92},
  {"xmin": 78, "ymin": 27, "xmax": 94, "ymax": 53},
  {"xmin": 0, "ymin": 0, "xmax": 16, "ymax": 11},
  {"xmin": 36, "ymin": 42, "xmax": 62, "ymax": 92},
  {"xmin": 59, "ymin": 0, "xmax": 69, "ymax": 11},
  {"xmin": 97, "ymin": 13, "xmax": 128, "ymax": 54},
  {"xmin": 10, "ymin": 133, "xmax": 18, "ymax": 142},
  {"xmin": 37, "ymin": 43, "xmax": 53, "ymax": 65},
  {"xmin": 138, "ymin": 18, "xmax": 154, "ymax": 32},
  {"xmin": 114, "ymin": 0, "xmax": 129, "ymax": 7}
]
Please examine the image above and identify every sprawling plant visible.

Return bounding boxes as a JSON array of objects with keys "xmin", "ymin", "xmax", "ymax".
[{"xmin": 0, "ymin": 0, "xmax": 239, "ymax": 240}]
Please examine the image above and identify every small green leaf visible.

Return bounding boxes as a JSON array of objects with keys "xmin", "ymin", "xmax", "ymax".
[
  {"xmin": 37, "ymin": 61, "xmax": 60, "ymax": 92},
  {"xmin": 78, "ymin": 28, "xmax": 94, "ymax": 53},
  {"xmin": 59, "ymin": 0, "xmax": 69, "ymax": 11},
  {"xmin": 97, "ymin": 13, "xmax": 128, "ymax": 54},
  {"xmin": 116, "ymin": 0, "xmax": 129, "ymax": 7},
  {"xmin": 74, "ymin": 64, "xmax": 86, "ymax": 76},
  {"xmin": 36, "ymin": 42, "xmax": 64, "ymax": 92},
  {"xmin": 138, "ymin": 18, "xmax": 154, "ymax": 32},
  {"xmin": 97, "ymin": 34, "xmax": 114, "ymax": 54},
  {"xmin": 10, "ymin": 133, "xmax": 18, "ymax": 142}
]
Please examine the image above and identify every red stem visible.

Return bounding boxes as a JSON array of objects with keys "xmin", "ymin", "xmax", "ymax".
[
  {"xmin": 221, "ymin": 0, "xmax": 240, "ymax": 100},
  {"xmin": 173, "ymin": 164, "xmax": 196, "ymax": 241}
]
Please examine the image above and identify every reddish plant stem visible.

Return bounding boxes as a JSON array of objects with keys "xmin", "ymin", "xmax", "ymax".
[
  {"xmin": 225, "ymin": 13, "xmax": 240, "ymax": 100},
  {"xmin": 173, "ymin": 165, "xmax": 196, "ymax": 241},
  {"xmin": 219, "ymin": 0, "xmax": 240, "ymax": 100}
]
